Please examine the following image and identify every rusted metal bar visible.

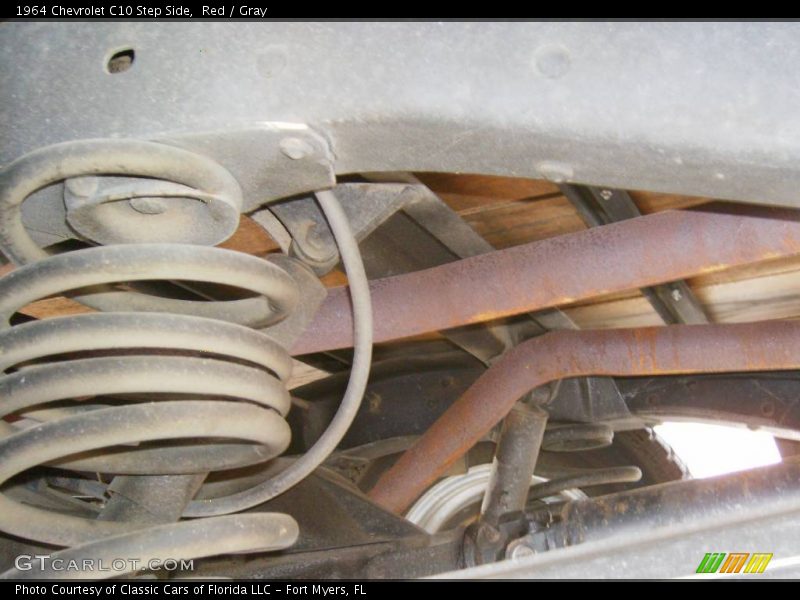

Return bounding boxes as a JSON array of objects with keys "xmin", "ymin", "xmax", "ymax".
[
  {"xmin": 559, "ymin": 183, "xmax": 710, "ymax": 325},
  {"xmin": 479, "ymin": 403, "xmax": 549, "ymax": 528},
  {"xmin": 368, "ymin": 321, "xmax": 800, "ymax": 514},
  {"xmin": 291, "ymin": 205, "xmax": 800, "ymax": 355}
]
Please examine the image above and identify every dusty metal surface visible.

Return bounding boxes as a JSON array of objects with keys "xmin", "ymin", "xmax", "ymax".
[
  {"xmin": 3, "ymin": 130, "xmax": 334, "ymax": 252},
  {"xmin": 0, "ymin": 140, "xmax": 359, "ymax": 578},
  {"xmin": 479, "ymin": 404, "xmax": 549, "ymax": 529},
  {"xmin": 5, "ymin": 23, "xmax": 800, "ymax": 212},
  {"xmin": 526, "ymin": 467, "xmax": 643, "ymax": 504},
  {"xmin": 191, "ymin": 468, "xmax": 462, "ymax": 580},
  {"xmin": 304, "ymin": 359, "xmax": 800, "ymax": 450},
  {"xmin": 442, "ymin": 459, "xmax": 800, "ymax": 579},
  {"xmin": 0, "ymin": 245, "xmax": 300, "ymax": 553},
  {"xmin": 269, "ymin": 183, "xmax": 418, "ymax": 274},
  {"xmin": 368, "ymin": 321, "xmax": 800, "ymax": 513},
  {"xmin": 292, "ymin": 205, "xmax": 800, "ymax": 355},
  {"xmin": 620, "ymin": 374, "xmax": 800, "ymax": 438},
  {"xmin": 289, "ymin": 354, "xmax": 483, "ymax": 454}
]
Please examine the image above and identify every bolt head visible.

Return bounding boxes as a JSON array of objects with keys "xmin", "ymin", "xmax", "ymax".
[
  {"xmin": 482, "ymin": 526, "xmax": 502, "ymax": 544},
  {"xmin": 280, "ymin": 137, "xmax": 314, "ymax": 160},
  {"xmin": 509, "ymin": 543, "xmax": 535, "ymax": 559}
]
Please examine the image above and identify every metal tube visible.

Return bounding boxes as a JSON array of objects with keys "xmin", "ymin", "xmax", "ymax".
[
  {"xmin": 479, "ymin": 404, "xmax": 548, "ymax": 527},
  {"xmin": 539, "ymin": 459, "xmax": 800, "ymax": 549},
  {"xmin": 292, "ymin": 205, "xmax": 800, "ymax": 355},
  {"xmin": 368, "ymin": 321, "xmax": 800, "ymax": 513},
  {"xmin": 559, "ymin": 183, "xmax": 710, "ymax": 326},
  {"xmin": 526, "ymin": 467, "xmax": 642, "ymax": 502},
  {"xmin": 439, "ymin": 458, "xmax": 800, "ymax": 579}
]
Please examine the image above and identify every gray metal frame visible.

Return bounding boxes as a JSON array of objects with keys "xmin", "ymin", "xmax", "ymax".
[
  {"xmin": 438, "ymin": 459, "xmax": 800, "ymax": 579},
  {"xmin": 3, "ymin": 22, "xmax": 800, "ymax": 210}
]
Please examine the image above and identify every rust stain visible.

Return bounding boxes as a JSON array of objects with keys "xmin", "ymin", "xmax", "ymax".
[
  {"xmin": 368, "ymin": 321, "xmax": 800, "ymax": 514},
  {"xmin": 292, "ymin": 206, "xmax": 800, "ymax": 356},
  {"xmin": 468, "ymin": 310, "xmax": 509, "ymax": 323}
]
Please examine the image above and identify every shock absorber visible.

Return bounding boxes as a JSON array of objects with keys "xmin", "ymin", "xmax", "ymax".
[{"xmin": 0, "ymin": 140, "xmax": 373, "ymax": 579}]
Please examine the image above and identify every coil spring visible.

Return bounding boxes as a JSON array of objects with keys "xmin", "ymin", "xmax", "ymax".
[
  {"xmin": 530, "ymin": 423, "xmax": 643, "ymax": 502},
  {"xmin": 0, "ymin": 141, "xmax": 303, "ymax": 578}
]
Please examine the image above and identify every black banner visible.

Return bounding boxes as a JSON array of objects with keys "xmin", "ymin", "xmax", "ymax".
[
  {"xmin": 9, "ymin": 582, "xmax": 378, "ymax": 597},
  {"xmin": 3, "ymin": 581, "xmax": 595, "ymax": 596},
  {"xmin": 2, "ymin": 3, "xmax": 763, "ymax": 21}
]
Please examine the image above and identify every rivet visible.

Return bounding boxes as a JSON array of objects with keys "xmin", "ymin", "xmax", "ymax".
[
  {"xmin": 536, "ymin": 161, "xmax": 574, "ymax": 183},
  {"xmin": 533, "ymin": 44, "xmax": 572, "ymax": 79},
  {"xmin": 510, "ymin": 543, "xmax": 535, "ymax": 559}
]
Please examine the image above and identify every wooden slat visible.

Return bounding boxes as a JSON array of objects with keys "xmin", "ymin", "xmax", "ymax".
[
  {"xmin": 462, "ymin": 196, "xmax": 587, "ymax": 248},
  {"xmin": 288, "ymin": 359, "xmax": 333, "ymax": 390},
  {"xmin": 218, "ymin": 214, "xmax": 281, "ymax": 255},
  {"xmin": 422, "ymin": 173, "xmax": 800, "ymax": 328},
  {"xmin": 415, "ymin": 173, "xmax": 560, "ymax": 213},
  {"xmin": 563, "ymin": 294, "xmax": 664, "ymax": 329},
  {"xmin": 17, "ymin": 297, "xmax": 92, "ymax": 320},
  {"xmin": 628, "ymin": 190, "xmax": 713, "ymax": 214},
  {"xmin": 320, "ymin": 269, "xmax": 347, "ymax": 288},
  {"xmin": 696, "ymin": 269, "xmax": 800, "ymax": 324},
  {"xmin": 554, "ymin": 269, "xmax": 800, "ymax": 329},
  {"xmin": 689, "ymin": 254, "xmax": 800, "ymax": 287}
]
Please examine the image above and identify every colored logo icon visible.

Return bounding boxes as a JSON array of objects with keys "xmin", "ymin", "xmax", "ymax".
[{"xmin": 696, "ymin": 553, "xmax": 773, "ymax": 574}]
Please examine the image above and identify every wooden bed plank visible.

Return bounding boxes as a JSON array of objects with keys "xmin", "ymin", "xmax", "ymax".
[
  {"xmin": 462, "ymin": 195, "xmax": 587, "ymax": 248},
  {"xmin": 415, "ymin": 172, "xmax": 560, "ymax": 213}
]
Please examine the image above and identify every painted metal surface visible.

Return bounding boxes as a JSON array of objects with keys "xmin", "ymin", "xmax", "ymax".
[{"xmin": 4, "ymin": 23, "xmax": 800, "ymax": 211}]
